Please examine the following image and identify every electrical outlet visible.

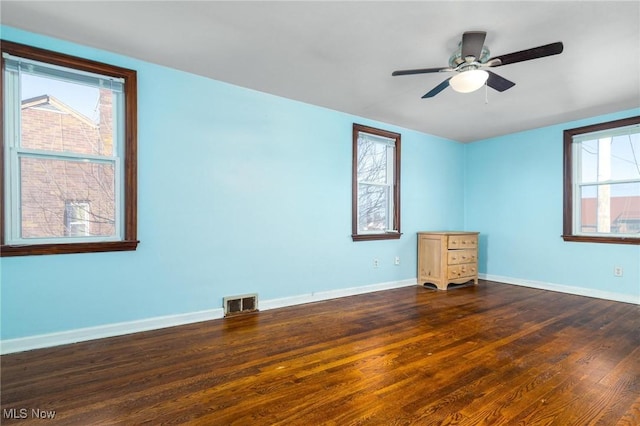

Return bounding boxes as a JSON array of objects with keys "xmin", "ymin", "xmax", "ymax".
[
  {"xmin": 614, "ymin": 266, "xmax": 623, "ymax": 277},
  {"xmin": 373, "ymin": 258, "xmax": 379, "ymax": 268},
  {"xmin": 394, "ymin": 256, "xmax": 401, "ymax": 265}
]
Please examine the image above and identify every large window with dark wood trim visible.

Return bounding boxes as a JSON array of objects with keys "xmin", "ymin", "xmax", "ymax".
[
  {"xmin": 352, "ymin": 123, "xmax": 401, "ymax": 241},
  {"xmin": 563, "ymin": 116, "xmax": 640, "ymax": 245},
  {"xmin": 1, "ymin": 40, "xmax": 138, "ymax": 256}
]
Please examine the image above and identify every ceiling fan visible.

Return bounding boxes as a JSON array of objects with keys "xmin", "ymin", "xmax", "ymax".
[{"xmin": 392, "ymin": 31, "xmax": 563, "ymax": 98}]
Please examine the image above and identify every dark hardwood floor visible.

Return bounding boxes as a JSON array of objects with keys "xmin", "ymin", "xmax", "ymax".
[{"xmin": 1, "ymin": 280, "xmax": 639, "ymax": 425}]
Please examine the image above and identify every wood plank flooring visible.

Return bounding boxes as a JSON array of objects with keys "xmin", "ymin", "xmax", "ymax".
[{"xmin": 1, "ymin": 280, "xmax": 639, "ymax": 425}]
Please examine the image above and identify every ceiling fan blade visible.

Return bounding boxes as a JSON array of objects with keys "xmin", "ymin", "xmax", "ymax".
[
  {"xmin": 461, "ymin": 31, "xmax": 487, "ymax": 60},
  {"xmin": 488, "ymin": 42, "xmax": 564, "ymax": 66},
  {"xmin": 422, "ymin": 78, "xmax": 452, "ymax": 98},
  {"xmin": 486, "ymin": 71, "xmax": 515, "ymax": 92},
  {"xmin": 392, "ymin": 67, "xmax": 451, "ymax": 76}
]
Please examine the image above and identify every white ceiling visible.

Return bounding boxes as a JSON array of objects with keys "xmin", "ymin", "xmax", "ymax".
[{"xmin": 1, "ymin": 1, "xmax": 639, "ymax": 142}]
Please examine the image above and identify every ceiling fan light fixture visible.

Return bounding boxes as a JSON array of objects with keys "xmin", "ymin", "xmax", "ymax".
[{"xmin": 450, "ymin": 69, "xmax": 489, "ymax": 93}]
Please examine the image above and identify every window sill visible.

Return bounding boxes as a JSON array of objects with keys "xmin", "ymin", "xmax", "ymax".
[
  {"xmin": 352, "ymin": 233, "xmax": 402, "ymax": 242},
  {"xmin": 0, "ymin": 240, "xmax": 140, "ymax": 256},
  {"xmin": 561, "ymin": 235, "xmax": 640, "ymax": 245}
]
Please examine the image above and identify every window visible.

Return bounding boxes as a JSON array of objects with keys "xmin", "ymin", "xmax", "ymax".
[
  {"xmin": 1, "ymin": 40, "xmax": 138, "ymax": 256},
  {"xmin": 563, "ymin": 116, "xmax": 640, "ymax": 245},
  {"xmin": 352, "ymin": 123, "xmax": 401, "ymax": 241},
  {"xmin": 64, "ymin": 201, "xmax": 91, "ymax": 237}
]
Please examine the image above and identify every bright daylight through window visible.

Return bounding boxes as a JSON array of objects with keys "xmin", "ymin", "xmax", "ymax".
[
  {"xmin": 352, "ymin": 124, "xmax": 401, "ymax": 241},
  {"xmin": 1, "ymin": 41, "xmax": 138, "ymax": 256},
  {"xmin": 563, "ymin": 116, "xmax": 640, "ymax": 244}
]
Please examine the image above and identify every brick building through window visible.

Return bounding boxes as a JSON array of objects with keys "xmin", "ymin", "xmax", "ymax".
[{"xmin": 20, "ymin": 89, "xmax": 116, "ymax": 239}]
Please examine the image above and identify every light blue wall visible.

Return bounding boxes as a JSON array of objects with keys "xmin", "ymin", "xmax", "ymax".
[
  {"xmin": 464, "ymin": 109, "xmax": 640, "ymax": 300},
  {"xmin": 0, "ymin": 27, "xmax": 464, "ymax": 340},
  {"xmin": 3, "ymin": 25, "xmax": 637, "ymax": 342}
]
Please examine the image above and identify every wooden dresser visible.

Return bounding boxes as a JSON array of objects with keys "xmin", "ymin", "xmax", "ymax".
[{"xmin": 417, "ymin": 231, "xmax": 479, "ymax": 290}]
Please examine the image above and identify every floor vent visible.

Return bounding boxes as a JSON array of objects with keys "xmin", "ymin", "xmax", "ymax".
[{"xmin": 223, "ymin": 294, "xmax": 258, "ymax": 317}]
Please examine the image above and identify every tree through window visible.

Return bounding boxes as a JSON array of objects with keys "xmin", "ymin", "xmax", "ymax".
[{"xmin": 352, "ymin": 124, "xmax": 401, "ymax": 241}]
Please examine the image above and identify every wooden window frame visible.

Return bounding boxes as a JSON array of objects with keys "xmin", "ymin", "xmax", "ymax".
[
  {"xmin": 562, "ymin": 115, "xmax": 640, "ymax": 245},
  {"xmin": 352, "ymin": 123, "xmax": 401, "ymax": 242},
  {"xmin": 0, "ymin": 40, "xmax": 138, "ymax": 256}
]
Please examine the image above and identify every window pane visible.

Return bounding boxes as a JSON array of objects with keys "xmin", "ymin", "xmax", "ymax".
[
  {"xmin": 579, "ymin": 139, "xmax": 598, "ymax": 183},
  {"xmin": 352, "ymin": 123, "xmax": 400, "ymax": 242},
  {"xmin": 357, "ymin": 136, "xmax": 388, "ymax": 184},
  {"xmin": 20, "ymin": 157, "xmax": 116, "ymax": 239},
  {"xmin": 611, "ymin": 132, "xmax": 640, "ymax": 180},
  {"xmin": 579, "ymin": 183, "xmax": 640, "ymax": 234},
  {"xmin": 358, "ymin": 184, "xmax": 388, "ymax": 232},
  {"xmin": 20, "ymin": 73, "xmax": 114, "ymax": 156},
  {"xmin": 579, "ymin": 132, "xmax": 640, "ymax": 183},
  {"xmin": 2, "ymin": 41, "xmax": 138, "ymax": 255}
]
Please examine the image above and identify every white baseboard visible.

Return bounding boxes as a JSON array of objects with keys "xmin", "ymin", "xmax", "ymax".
[
  {"xmin": 0, "ymin": 308, "xmax": 225, "ymax": 355},
  {"xmin": 0, "ymin": 278, "xmax": 417, "ymax": 355},
  {"xmin": 260, "ymin": 278, "xmax": 417, "ymax": 311},
  {"xmin": 8, "ymin": 275, "xmax": 632, "ymax": 355},
  {"xmin": 480, "ymin": 273, "xmax": 640, "ymax": 305}
]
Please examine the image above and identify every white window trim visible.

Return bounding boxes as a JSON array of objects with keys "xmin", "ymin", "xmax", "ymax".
[
  {"xmin": 1, "ymin": 39, "xmax": 138, "ymax": 257},
  {"xmin": 563, "ymin": 116, "xmax": 640, "ymax": 245},
  {"xmin": 356, "ymin": 134, "xmax": 396, "ymax": 234},
  {"xmin": 3, "ymin": 54, "xmax": 124, "ymax": 245},
  {"xmin": 571, "ymin": 126, "xmax": 640, "ymax": 238},
  {"xmin": 352, "ymin": 123, "xmax": 401, "ymax": 242}
]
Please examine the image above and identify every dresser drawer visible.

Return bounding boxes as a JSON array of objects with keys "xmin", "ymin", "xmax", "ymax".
[
  {"xmin": 447, "ymin": 264, "xmax": 477, "ymax": 280},
  {"xmin": 447, "ymin": 249, "xmax": 477, "ymax": 265},
  {"xmin": 447, "ymin": 235, "xmax": 477, "ymax": 249}
]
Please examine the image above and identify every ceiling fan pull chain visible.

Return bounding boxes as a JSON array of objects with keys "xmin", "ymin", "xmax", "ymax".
[{"xmin": 484, "ymin": 82, "xmax": 489, "ymax": 104}]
